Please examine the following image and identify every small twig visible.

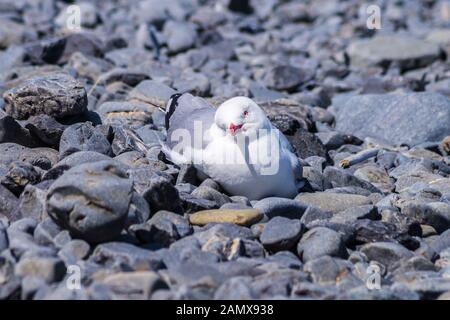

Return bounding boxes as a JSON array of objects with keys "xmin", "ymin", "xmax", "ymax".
[{"xmin": 339, "ymin": 148, "xmax": 380, "ymax": 168}]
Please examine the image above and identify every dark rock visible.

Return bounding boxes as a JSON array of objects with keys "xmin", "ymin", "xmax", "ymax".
[
  {"xmin": 259, "ymin": 217, "xmax": 303, "ymax": 252},
  {"xmin": 111, "ymin": 126, "xmax": 147, "ymax": 156},
  {"xmin": 330, "ymin": 205, "xmax": 380, "ymax": 224},
  {"xmin": 228, "ymin": 0, "xmax": 253, "ymax": 14},
  {"xmin": 59, "ymin": 122, "xmax": 112, "ymax": 159},
  {"xmin": 58, "ymin": 33, "xmax": 104, "ymax": 64},
  {"xmin": 46, "ymin": 161, "xmax": 133, "ymax": 243},
  {"xmin": 130, "ymin": 210, "xmax": 192, "ymax": 247},
  {"xmin": 316, "ymin": 131, "xmax": 362, "ymax": 151},
  {"xmin": 268, "ymin": 113, "xmax": 302, "ymax": 135},
  {"xmin": 143, "ymin": 177, "xmax": 183, "ymax": 214},
  {"xmin": 24, "ymin": 115, "xmax": 67, "ymax": 148},
  {"xmin": 0, "ymin": 115, "xmax": 41, "ymax": 147},
  {"xmin": 287, "ymin": 129, "xmax": 328, "ymax": 159},
  {"xmin": 3, "ymin": 73, "xmax": 87, "ymax": 120},
  {"xmin": 263, "ymin": 65, "xmax": 313, "ymax": 92},
  {"xmin": 402, "ymin": 202, "xmax": 450, "ymax": 234},
  {"xmin": 323, "ymin": 166, "xmax": 381, "ymax": 193},
  {"xmin": 23, "ymin": 37, "xmax": 66, "ymax": 65},
  {"xmin": 352, "ymin": 219, "xmax": 404, "ymax": 244},
  {"xmin": 176, "ymin": 164, "xmax": 198, "ymax": 185},
  {"xmin": 300, "ymin": 206, "xmax": 333, "ymax": 226},
  {"xmin": 128, "ymin": 166, "xmax": 172, "ymax": 195},
  {"xmin": 179, "ymin": 192, "xmax": 218, "ymax": 213},
  {"xmin": 297, "ymin": 227, "xmax": 347, "ymax": 262}
]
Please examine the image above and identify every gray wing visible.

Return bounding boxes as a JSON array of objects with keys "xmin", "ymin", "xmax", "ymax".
[{"xmin": 165, "ymin": 93, "xmax": 216, "ymax": 150}]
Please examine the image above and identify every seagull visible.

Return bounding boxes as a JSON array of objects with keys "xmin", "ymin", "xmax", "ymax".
[{"xmin": 162, "ymin": 93, "xmax": 303, "ymax": 200}]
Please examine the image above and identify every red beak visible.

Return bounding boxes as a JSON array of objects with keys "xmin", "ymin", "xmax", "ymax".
[{"xmin": 229, "ymin": 123, "xmax": 243, "ymax": 134}]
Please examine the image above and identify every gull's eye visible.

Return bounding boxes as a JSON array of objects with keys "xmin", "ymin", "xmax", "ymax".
[{"xmin": 243, "ymin": 111, "xmax": 249, "ymax": 117}]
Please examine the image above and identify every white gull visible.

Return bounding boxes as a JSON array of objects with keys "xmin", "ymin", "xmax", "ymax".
[{"xmin": 162, "ymin": 93, "xmax": 303, "ymax": 200}]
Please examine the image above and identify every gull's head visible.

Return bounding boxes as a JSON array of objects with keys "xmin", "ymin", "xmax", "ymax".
[{"xmin": 214, "ymin": 97, "xmax": 270, "ymax": 136}]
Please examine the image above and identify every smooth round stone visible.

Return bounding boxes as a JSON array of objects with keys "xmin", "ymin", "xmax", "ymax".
[
  {"xmin": 297, "ymin": 227, "xmax": 347, "ymax": 262},
  {"xmin": 46, "ymin": 160, "xmax": 133, "ymax": 243},
  {"xmin": 189, "ymin": 209, "xmax": 263, "ymax": 226},
  {"xmin": 259, "ymin": 217, "xmax": 303, "ymax": 252},
  {"xmin": 295, "ymin": 192, "xmax": 371, "ymax": 213}
]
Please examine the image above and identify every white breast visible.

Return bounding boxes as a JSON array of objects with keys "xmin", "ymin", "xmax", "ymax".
[{"xmin": 194, "ymin": 130, "xmax": 298, "ymax": 200}]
